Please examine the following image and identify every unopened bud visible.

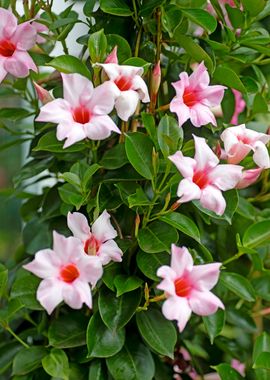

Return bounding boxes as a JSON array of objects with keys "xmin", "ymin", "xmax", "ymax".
[
  {"xmin": 151, "ymin": 61, "xmax": 161, "ymax": 96},
  {"xmin": 33, "ymin": 82, "xmax": 53, "ymax": 104},
  {"xmin": 236, "ymin": 168, "xmax": 263, "ymax": 189},
  {"xmin": 170, "ymin": 201, "xmax": 181, "ymax": 211},
  {"xmin": 105, "ymin": 46, "xmax": 118, "ymax": 64},
  {"xmin": 135, "ymin": 213, "xmax": 140, "ymax": 237}
]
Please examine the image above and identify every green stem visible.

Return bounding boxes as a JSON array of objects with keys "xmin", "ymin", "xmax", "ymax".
[
  {"xmin": 134, "ymin": 26, "xmax": 142, "ymax": 57},
  {"xmin": 222, "ymin": 251, "xmax": 244, "ymax": 265},
  {"xmin": 156, "ymin": 8, "xmax": 162, "ymax": 62},
  {"xmin": 6, "ymin": 326, "xmax": 30, "ymax": 348}
]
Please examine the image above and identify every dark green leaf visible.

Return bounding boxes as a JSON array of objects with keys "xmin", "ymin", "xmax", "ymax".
[
  {"xmin": 137, "ymin": 250, "xmax": 170, "ymax": 281},
  {"xmin": 89, "ymin": 360, "xmax": 107, "ymax": 380},
  {"xmin": 42, "ymin": 348, "xmax": 69, "ymax": 380},
  {"xmin": 213, "ymin": 66, "xmax": 246, "ymax": 93},
  {"xmin": 47, "ymin": 55, "xmax": 91, "ymax": 79},
  {"xmin": 100, "ymin": 144, "xmax": 128, "ymax": 169},
  {"xmin": 138, "ymin": 221, "xmax": 178, "ymax": 253},
  {"xmin": 107, "ymin": 34, "xmax": 132, "ymax": 63},
  {"xmin": 34, "ymin": 131, "xmax": 85, "ymax": 153},
  {"xmin": 160, "ymin": 212, "xmax": 200, "ymax": 242},
  {"xmin": 243, "ymin": 220, "xmax": 270, "ymax": 248},
  {"xmin": 213, "ymin": 363, "xmax": 245, "ymax": 380},
  {"xmin": 203, "ymin": 309, "xmax": 225, "ymax": 344},
  {"xmin": 181, "ymin": 8, "xmax": 217, "ymax": 33},
  {"xmin": 12, "ymin": 347, "xmax": 48, "ymax": 375},
  {"xmin": 88, "ymin": 29, "xmax": 107, "ymax": 63},
  {"xmin": 220, "ymin": 272, "xmax": 256, "ymax": 302},
  {"xmin": 157, "ymin": 115, "xmax": 183, "ymax": 157},
  {"xmin": 100, "ymin": 0, "xmax": 133, "ymax": 16},
  {"xmin": 114, "ymin": 275, "xmax": 143, "ymax": 296},
  {"xmin": 0, "ymin": 263, "xmax": 8, "ymax": 297}
]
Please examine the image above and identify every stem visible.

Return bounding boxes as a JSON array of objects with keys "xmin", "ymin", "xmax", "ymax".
[
  {"xmin": 134, "ymin": 26, "xmax": 143, "ymax": 57},
  {"xmin": 156, "ymin": 8, "xmax": 162, "ymax": 62},
  {"xmin": 222, "ymin": 251, "xmax": 244, "ymax": 265},
  {"xmin": 5, "ymin": 326, "xmax": 30, "ymax": 348},
  {"xmin": 132, "ymin": 0, "xmax": 140, "ymax": 29},
  {"xmin": 153, "ymin": 103, "xmax": 170, "ymax": 113}
]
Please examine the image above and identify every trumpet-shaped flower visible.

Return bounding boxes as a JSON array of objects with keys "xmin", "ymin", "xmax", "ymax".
[
  {"xmin": 67, "ymin": 210, "xmax": 123, "ymax": 265},
  {"xmin": 36, "ymin": 73, "xmax": 120, "ymax": 148},
  {"xmin": 170, "ymin": 62, "xmax": 226, "ymax": 128},
  {"xmin": 236, "ymin": 168, "xmax": 263, "ymax": 189},
  {"xmin": 157, "ymin": 244, "xmax": 224, "ymax": 332},
  {"xmin": 0, "ymin": 7, "xmax": 37, "ymax": 82},
  {"xmin": 169, "ymin": 135, "xmax": 243, "ymax": 215},
  {"xmin": 96, "ymin": 56, "xmax": 150, "ymax": 121},
  {"xmin": 23, "ymin": 232, "xmax": 103, "ymax": 314},
  {"xmin": 221, "ymin": 124, "xmax": 270, "ymax": 168}
]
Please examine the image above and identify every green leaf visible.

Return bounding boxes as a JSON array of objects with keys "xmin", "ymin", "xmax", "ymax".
[
  {"xmin": 100, "ymin": 144, "xmax": 128, "ymax": 169},
  {"xmin": 213, "ymin": 363, "xmax": 245, "ymax": 380},
  {"xmin": 138, "ymin": 221, "xmax": 178, "ymax": 253},
  {"xmin": 82, "ymin": 163, "xmax": 101, "ymax": 189},
  {"xmin": 0, "ymin": 342, "xmax": 21, "ymax": 375},
  {"xmin": 174, "ymin": 30, "xmax": 213, "ymax": 72},
  {"xmin": 87, "ymin": 313, "xmax": 125, "ymax": 357},
  {"xmin": 59, "ymin": 183, "xmax": 83, "ymax": 209},
  {"xmin": 160, "ymin": 212, "xmax": 201, "ymax": 242},
  {"xmin": 100, "ymin": 0, "xmax": 133, "ymax": 16},
  {"xmin": 225, "ymin": 5, "xmax": 245, "ymax": 28},
  {"xmin": 0, "ymin": 108, "xmax": 31, "ymax": 121},
  {"xmin": 48, "ymin": 312, "xmax": 88, "ymax": 348},
  {"xmin": 123, "ymin": 57, "xmax": 151, "ymax": 73},
  {"xmin": 83, "ymin": 0, "xmax": 96, "ymax": 15},
  {"xmin": 12, "ymin": 347, "xmax": 48, "ymax": 375},
  {"xmin": 242, "ymin": 0, "xmax": 266, "ymax": 16},
  {"xmin": 47, "ymin": 55, "xmax": 91, "ymax": 79},
  {"xmin": 173, "ymin": 0, "xmax": 206, "ymax": 7},
  {"xmin": 203, "ymin": 309, "xmax": 225, "ymax": 344},
  {"xmin": 220, "ymin": 272, "xmax": 256, "ymax": 302},
  {"xmin": 141, "ymin": 112, "xmax": 158, "ymax": 149},
  {"xmin": 98, "ymin": 287, "xmax": 142, "ymax": 330},
  {"xmin": 181, "ymin": 8, "xmax": 217, "ymax": 33},
  {"xmin": 243, "ymin": 220, "xmax": 270, "ymax": 248},
  {"xmin": 34, "ymin": 131, "xmax": 85, "ymax": 153},
  {"xmin": 61, "ymin": 172, "xmax": 81, "ymax": 188},
  {"xmin": 0, "ymin": 263, "xmax": 8, "ymax": 297},
  {"xmin": 253, "ymin": 93, "xmax": 268, "ymax": 114},
  {"xmin": 114, "ymin": 275, "xmax": 143, "ymax": 296},
  {"xmin": 128, "ymin": 187, "xmax": 152, "ymax": 208},
  {"xmin": 106, "ymin": 341, "xmax": 155, "ymax": 380},
  {"xmin": 88, "ymin": 29, "xmax": 107, "ymax": 63},
  {"xmin": 125, "ymin": 132, "xmax": 154, "ymax": 180},
  {"xmin": 157, "ymin": 115, "xmax": 183, "ymax": 157},
  {"xmin": 137, "ymin": 250, "xmax": 170, "ymax": 281},
  {"xmin": 107, "ymin": 34, "xmax": 132, "ymax": 63},
  {"xmin": 253, "ymin": 352, "xmax": 270, "ymax": 369},
  {"xmin": 89, "ymin": 360, "xmax": 107, "ymax": 380},
  {"xmin": 213, "ymin": 66, "xmax": 246, "ymax": 93},
  {"xmin": 136, "ymin": 309, "xmax": 177, "ymax": 358},
  {"xmin": 253, "ymin": 333, "xmax": 270, "ymax": 362},
  {"xmin": 252, "ymin": 274, "xmax": 270, "ymax": 301},
  {"xmin": 42, "ymin": 349, "xmax": 69, "ymax": 380},
  {"xmin": 102, "ymin": 262, "xmax": 123, "ymax": 291}
]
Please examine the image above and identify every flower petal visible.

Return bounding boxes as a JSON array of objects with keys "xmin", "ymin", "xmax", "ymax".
[
  {"xmin": 84, "ymin": 115, "xmax": 120, "ymax": 140},
  {"xmin": 200, "ymin": 185, "xmax": 226, "ymax": 215},
  {"xmin": 61, "ymin": 282, "xmax": 84, "ymax": 309},
  {"xmin": 62, "ymin": 124, "xmax": 87, "ymax": 148},
  {"xmin": 170, "ymin": 99, "xmax": 190, "ymax": 127},
  {"xmin": 209, "ymin": 164, "xmax": 243, "ymax": 191},
  {"xmin": 98, "ymin": 239, "xmax": 123, "ymax": 265},
  {"xmin": 77, "ymin": 255, "xmax": 103, "ymax": 286},
  {"xmin": 193, "ymin": 135, "xmax": 219, "ymax": 170},
  {"xmin": 189, "ymin": 290, "xmax": 224, "ymax": 316},
  {"xmin": 189, "ymin": 62, "xmax": 210, "ymax": 89},
  {"xmin": 177, "ymin": 178, "xmax": 201, "ymax": 203},
  {"xmin": 89, "ymin": 81, "xmax": 117, "ymax": 114},
  {"xmin": 23, "ymin": 249, "xmax": 59, "ymax": 279},
  {"xmin": 190, "ymin": 103, "xmax": 217, "ymax": 127},
  {"xmin": 156, "ymin": 265, "xmax": 177, "ymax": 296},
  {"xmin": 171, "ymin": 245, "xmax": 193, "ymax": 278},
  {"xmin": 67, "ymin": 212, "xmax": 91, "ymax": 241},
  {"xmin": 191, "ymin": 263, "xmax": 222, "ymax": 291},
  {"xmin": 0, "ymin": 8, "xmax": 17, "ymax": 39},
  {"xmin": 62, "ymin": 73, "xmax": 94, "ymax": 107},
  {"xmin": 4, "ymin": 56, "xmax": 29, "ymax": 78},
  {"xmin": 36, "ymin": 98, "xmax": 72, "ymax": 123},
  {"xmin": 37, "ymin": 278, "xmax": 63, "ymax": 314},
  {"xmin": 115, "ymin": 90, "xmax": 140, "ymax": 121},
  {"xmin": 92, "ymin": 210, "xmax": 117, "ymax": 242},
  {"xmin": 10, "ymin": 22, "xmax": 37, "ymax": 50},
  {"xmin": 131, "ymin": 75, "xmax": 150, "ymax": 102},
  {"xmin": 236, "ymin": 168, "xmax": 263, "ymax": 189},
  {"xmin": 253, "ymin": 140, "xmax": 270, "ymax": 168},
  {"xmin": 226, "ymin": 143, "xmax": 251, "ymax": 164},
  {"xmin": 162, "ymin": 296, "xmax": 192, "ymax": 332},
  {"xmin": 171, "ymin": 72, "xmax": 190, "ymax": 97},
  {"xmin": 72, "ymin": 280, "xmax": 92, "ymax": 309},
  {"xmin": 52, "ymin": 231, "xmax": 84, "ymax": 264},
  {"xmin": 168, "ymin": 151, "xmax": 196, "ymax": 178}
]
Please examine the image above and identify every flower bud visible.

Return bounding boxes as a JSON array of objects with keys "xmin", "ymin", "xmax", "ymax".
[
  {"xmin": 105, "ymin": 46, "xmax": 118, "ymax": 64},
  {"xmin": 236, "ymin": 168, "xmax": 263, "ymax": 189},
  {"xmin": 33, "ymin": 82, "xmax": 53, "ymax": 104},
  {"xmin": 151, "ymin": 61, "xmax": 161, "ymax": 97}
]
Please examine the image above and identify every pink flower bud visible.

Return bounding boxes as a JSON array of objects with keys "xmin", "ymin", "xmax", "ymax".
[
  {"xmin": 236, "ymin": 168, "xmax": 263, "ymax": 189},
  {"xmin": 33, "ymin": 82, "xmax": 53, "ymax": 104},
  {"xmin": 105, "ymin": 46, "xmax": 118, "ymax": 64},
  {"xmin": 151, "ymin": 60, "xmax": 161, "ymax": 96}
]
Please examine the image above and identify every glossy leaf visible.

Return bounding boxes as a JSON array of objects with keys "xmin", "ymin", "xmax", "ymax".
[
  {"xmin": 42, "ymin": 349, "xmax": 69, "ymax": 380},
  {"xmin": 12, "ymin": 347, "xmax": 48, "ymax": 375},
  {"xmin": 181, "ymin": 8, "xmax": 217, "ymax": 33},
  {"xmin": 160, "ymin": 212, "xmax": 201, "ymax": 242},
  {"xmin": 213, "ymin": 363, "xmax": 245, "ymax": 379},
  {"xmin": 100, "ymin": 0, "xmax": 133, "ymax": 16},
  {"xmin": 203, "ymin": 309, "xmax": 225, "ymax": 344},
  {"xmin": 136, "ymin": 250, "xmax": 170, "ymax": 281},
  {"xmin": 114, "ymin": 275, "xmax": 143, "ymax": 296},
  {"xmin": 243, "ymin": 220, "xmax": 270, "ymax": 248},
  {"xmin": 48, "ymin": 55, "xmax": 91, "ymax": 79},
  {"xmin": 157, "ymin": 115, "xmax": 183, "ymax": 157},
  {"xmin": 138, "ymin": 221, "xmax": 178, "ymax": 253},
  {"xmin": 220, "ymin": 272, "xmax": 256, "ymax": 302}
]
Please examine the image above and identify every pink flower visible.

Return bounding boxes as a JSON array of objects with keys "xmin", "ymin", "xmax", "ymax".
[
  {"xmin": 170, "ymin": 62, "xmax": 226, "ymax": 127},
  {"xmin": 157, "ymin": 244, "xmax": 224, "ymax": 332},
  {"xmin": 96, "ymin": 59, "xmax": 150, "ymax": 121},
  {"xmin": 23, "ymin": 232, "xmax": 103, "ymax": 314},
  {"xmin": 67, "ymin": 210, "xmax": 123, "ymax": 265},
  {"xmin": 0, "ymin": 8, "xmax": 37, "ymax": 82},
  {"xmin": 236, "ymin": 168, "xmax": 263, "ymax": 189},
  {"xmin": 221, "ymin": 124, "xmax": 270, "ymax": 168},
  {"xmin": 169, "ymin": 135, "xmax": 243, "ymax": 215},
  {"xmin": 230, "ymin": 89, "xmax": 245, "ymax": 125},
  {"xmin": 36, "ymin": 73, "xmax": 120, "ymax": 148}
]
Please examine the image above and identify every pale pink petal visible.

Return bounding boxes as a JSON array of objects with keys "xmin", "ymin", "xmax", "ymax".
[
  {"xmin": 191, "ymin": 263, "xmax": 222, "ymax": 291},
  {"xmin": 95, "ymin": 63, "xmax": 121, "ymax": 81},
  {"xmin": 231, "ymin": 359, "xmax": 245, "ymax": 377},
  {"xmin": 62, "ymin": 124, "xmax": 87, "ymax": 148},
  {"xmin": 67, "ymin": 212, "xmax": 91, "ymax": 241},
  {"xmin": 92, "ymin": 210, "xmax": 117, "ymax": 242},
  {"xmin": 177, "ymin": 178, "xmax": 201, "ymax": 203},
  {"xmin": 10, "ymin": 22, "xmax": 37, "ymax": 50},
  {"xmin": 0, "ymin": 8, "xmax": 17, "ymax": 39},
  {"xmin": 172, "ymin": 72, "xmax": 190, "ymax": 97},
  {"xmin": 32, "ymin": 21, "xmax": 48, "ymax": 44},
  {"xmin": 220, "ymin": 126, "xmax": 242, "ymax": 153},
  {"xmin": 170, "ymin": 99, "xmax": 190, "ymax": 127},
  {"xmin": 209, "ymin": 164, "xmax": 243, "ymax": 190},
  {"xmin": 168, "ymin": 151, "xmax": 196, "ymax": 178},
  {"xmin": 11, "ymin": 50, "xmax": 37, "ymax": 72},
  {"xmin": 189, "ymin": 62, "xmax": 210, "ymax": 89},
  {"xmin": 84, "ymin": 115, "xmax": 120, "ymax": 140},
  {"xmin": 4, "ymin": 56, "xmax": 29, "ymax": 78},
  {"xmin": 37, "ymin": 278, "xmax": 64, "ymax": 314},
  {"xmin": 131, "ymin": 75, "xmax": 150, "ymax": 102},
  {"xmin": 171, "ymin": 244, "xmax": 193, "ymax": 277},
  {"xmin": 62, "ymin": 73, "xmax": 94, "ymax": 107},
  {"xmin": 189, "ymin": 290, "xmax": 224, "ymax": 315},
  {"xmin": 52, "ymin": 231, "xmax": 84, "ymax": 264},
  {"xmin": 162, "ymin": 296, "xmax": 192, "ymax": 332},
  {"xmin": 0, "ymin": 57, "xmax": 7, "ymax": 83},
  {"xmin": 200, "ymin": 85, "xmax": 226, "ymax": 107},
  {"xmin": 236, "ymin": 168, "xmax": 262, "ymax": 189},
  {"xmin": 36, "ymin": 98, "xmax": 72, "ymax": 123},
  {"xmin": 115, "ymin": 90, "xmax": 140, "ymax": 121},
  {"xmin": 77, "ymin": 255, "xmax": 103, "ymax": 286},
  {"xmin": 200, "ymin": 185, "xmax": 226, "ymax": 215},
  {"xmin": 193, "ymin": 135, "xmax": 219, "ymax": 170},
  {"xmin": 157, "ymin": 266, "xmax": 177, "ymax": 296},
  {"xmin": 61, "ymin": 282, "xmax": 84, "ymax": 309},
  {"xmin": 98, "ymin": 239, "xmax": 123, "ymax": 265},
  {"xmin": 190, "ymin": 103, "xmax": 217, "ymax": 127},
  {"xmin": 56, "ymin": 120, "xmax": 75, "ymax": 140},
  {"xmin": 23, "ymin": 249, "xmax": 59, "ymax": 278},
  {"xmin": 227, "ymin": 143, "xmax": 251, "ymax": 164},
  {"xmin": 118, "ymin": 64, "xmax": 144, "ymax": 78},
  {"xmin": 89, "ymin": 81, "xmax": 117, "ymax": 114},
  {"xmin": 72, "ymin": 280, "xmax": 92, "ymax": 308},
  {"xmin": 252, "ymin": 140, "xmax": 270, "ymax": 168}
]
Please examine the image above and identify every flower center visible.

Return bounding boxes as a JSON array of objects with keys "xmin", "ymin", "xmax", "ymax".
[
  {"xmin": 60, "ymin": 263, "xmax": 80, "ymax": 283},
  {"xmin": 174, "ymin": 276, "xmax": 192, "ymax": 297},
  {"xmin": 237, "ymin": 135, "xmax": 251, "ymax": 145},
  {"xmin": 183, "ymin": 88, "xmax": 198, "ymax": 107},
  {"xmin": 72, "ymin": 106, "xmax": 91, "ymax": 124},
  {"xmin": 0, "ymin": 39, "xmax": 16, "ymax": 57},
  {"xmin": 193, "ymin": 169, "xmax": 210, "ymax": 189},
  {"xmin": 114, "ymin": 75, "xmax": 133, "ymax": 91},
  {"xmin": 84, "ymin": 235, "xmax": 101, "ymax": 256}
]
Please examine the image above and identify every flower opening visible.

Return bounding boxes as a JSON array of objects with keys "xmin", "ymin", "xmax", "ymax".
[
  {"xmin": 174, "ymin": 276, "xmax": 192, "ymax": 297},
  {"xmin": 72, "ymin": 106, "xmax": 91, "ymax": 124},
  {"xmin": 84, "ymin": 235, "xmax": 101, "ymax": 256},
  {"xmin": 60, "ymin": 263, "xmax": 80, "ymax": 283},
  {"xmin": 183, "ymin": 89, "xmax": 198, "ymax": 107},
  {"xmin": 114, "ymin": 75, "xmax": 133, "ymax": 91},
  {"xmin": 192, "ymin": 169, "xmax": 210, "ymax": 189},
  {"xmin": 0, "ymin": 39, "xmax": 16, "ymax": 57}
]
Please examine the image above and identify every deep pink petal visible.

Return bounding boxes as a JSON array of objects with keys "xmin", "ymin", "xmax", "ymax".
[
  {"xmin": 92, "ymin": 210, "xmax": 117, "ymax": 242},
  {"xmin": 162, "ymin": 296, "xmax": 192, "ymax": 332},
  {"xmin": 11, "ymin": 22, "xmax": 37, "ymax": 50},
  {"xmin": 236, "ymin": 168, "xmax": 263, "ymax": 189},
  {"xmin": 37, "ymin": 278, "xmax": 63, "ymax": 314},
  {"xmin": 67, "ymin": 212, "xmax": 91, "ymax": 242},
  {"xmin": 23, "ymin": 249, "xmax": 59, "ymax": 279},
  {"xmin": 97, "ymin": 239, "xmax": 123, "ymax": 265},
  {"xmin": 194, "ymin": 135, "xmax": 219, "ymax": 170},
  {"xmin": 168, "ymin": 151, "xmax": 196, "ymax": 178},
  {"xmin": 189, "ymin": 290, "xmax": 224, "ymax": 316},
  {"xmin": 89, "ymin": 81, "xmax": 117, "ymax": 115},
  {"xmin": 177, "ymin": 178, "xmax": 201, "ymax": 203},
  {"xmin": 190, "ymin": 103, "xmax": 217, "ymax": 127},
  {"xmin": 115, "ymin": 90, "xmax": 140, "ymax": 121},
  {"xmin": 62, "ymin": 73, "xmax": 94, "ymax": 108},
  {"xmin": 209, "ymin": 164, "xmax": 243, "ymax": 191},
  {"xmin": 200, "ymin": 185, "xmax": 226, "ymax": 215},
  {"xmin": 171, "ymin": 245, "xmax": 193, "ymax": 277},
  {"xmin": 36, "ymin": 98, "xmax": 72, "ymax": 124},
  {"xmin": 253, "ymin": 140, "xmax": 270, "ymax": 168},
  {"xmin": 191, "ymin": 263, "xmax": 222, "ymax": 291},
  {"xmin": 171, "ymin": 72, "xmax": 190, "ymax": 97},
  {"xmin": 0, "ymin": 8, "xmax": 17, "ymax": 39},
  {"xmin": 84, "ymin": 115, "xmax": 120, "ymax": 140}
]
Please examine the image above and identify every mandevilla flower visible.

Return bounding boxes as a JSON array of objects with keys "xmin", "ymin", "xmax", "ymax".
[
  {"xmin": 0, "ymin": 7, "xmax": 37, "ymax": 82},
  {"xmin": 221, "ymin": 124, "xmax": 270, "ymax": 168},
  {"xmin": 169, "ymin": 135, "xmax": 243, "ymax": 215},
  {"xmin": 96, "ymin": 50, "xmax": 150, "ymax": 121},
  {"xmin": 36, "ymin": 73, "xmax": 120, "ymax": 148},
  {"xmin": 157, "ymin": 244, "xmax": 224, "ymax": 332},
  {"xmin": 67, "ymin": 210, "xmax": 123, "ymax": 265},
  {"xmin": 236, "ymin": 167, "xmax": 263, "ymax": 189},
  {"xmin": 170, "ymin": 62, "xmax": 226, "ymax": 128},
  {"xmin": 23, "ymin": 232, "xmax": 103, "ymax": 314}
]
